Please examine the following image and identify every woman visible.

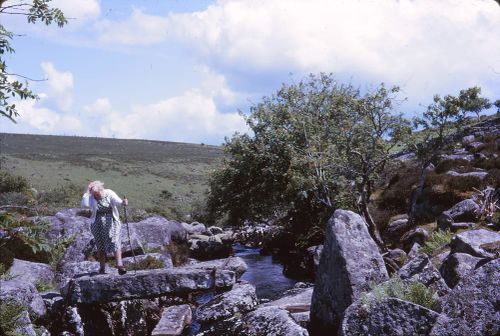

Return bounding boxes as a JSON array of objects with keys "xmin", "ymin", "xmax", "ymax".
[{"xmin": 81, "ymin": 181, "xmax": 128, "ymax": 275}]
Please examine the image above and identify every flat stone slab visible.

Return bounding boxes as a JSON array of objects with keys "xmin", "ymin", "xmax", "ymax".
[
  {"xmin": 152, "ymin": 304, "xmax": 192, "ymax": 336},
  {"xmin": 63, "ymin": 268, "xmax": 235, "ymax": 304}
]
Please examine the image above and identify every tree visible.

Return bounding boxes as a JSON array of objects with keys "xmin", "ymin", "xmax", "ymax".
[
  {"xmin": 0, "ymin": 0, "xmax": 66, "ymax": 122},
  {"xmin": 206, "ymin": 74, "xmax": 409, "ymax": 251},
  {"xmin": 457, "ymin": 86, "xmax": 491, "ymax": 121},
  {"xmin": 494, "ymin": 99, "xmax": 500, "ymax": 114}
]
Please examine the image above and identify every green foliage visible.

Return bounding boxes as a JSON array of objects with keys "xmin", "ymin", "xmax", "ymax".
[
  {"xmin": 364, "ymin": 276, "xmax": 440, "ymax": 311},
  {"xmin": 0, "ymin": 171, "xmax": 30, "ymax": 193},
  {"xmin": 0, "ymin": 212, "xmax": 50, "ymax": 255},
  {"xmin": 0, "ymin": 262, "xmax": 13, "ymax": 280},
  {"xmin": 421, "ymin": 229, "xmax": 454, "ymax": 256},
  {"xmin": 48, "ymin": 234, "xmax": 75, "ymax": 269},
  {"xmin": 0, "ymin": 0, "xmax": 66, "ymax": 121},
  {"xmin": 206, "ymin": 73, "xmax": 409, "ymax": 248},
  {"xmin": 0, "ymin": 300, "xmax": 25, "ymax": 336},
  {"xmin": 458, "ymin": 86, "xmax": 491, "ymax": 121},
  {"xmin": 35, "ymin": 279, "xmax": 54, "ymax": 292},
  {"xmin": 37, "ymin": 183, "xmax": 82, "ymax": 210}
]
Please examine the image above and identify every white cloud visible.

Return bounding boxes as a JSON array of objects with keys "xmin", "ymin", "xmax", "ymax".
[
  {"xmin": 95, "ymin": 0, "xmax": 500, "ymax": 105},
  {"xmin": 41, "ymin": 62, "xmax": 74, "ymax": 111},
  {"xmin": 99, "ymin": 69, "xmax": 248, "ymax": 144},
  {"xmin": 15, "ymin": 98, "xmax": 82, "ymax": 133},
  {"xmin": 96, "ymin": 8, "xmax": 169, "ymax": 45},
  {"xmin": 84, "ymin": 97, "xmax": 112, "ymax": 115},
  {"xmin": 51, "ymin": 0, "xmax": 101, "ymax": 24}
]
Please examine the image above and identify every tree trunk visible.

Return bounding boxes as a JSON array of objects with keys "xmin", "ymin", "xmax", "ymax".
[
  {"xmin": 358, "ymin": 182, "xmax": 387, "ymax": 253},
  {"xmin": 407, "ymin": 161, "xmax": 430, "ymax": 228}
]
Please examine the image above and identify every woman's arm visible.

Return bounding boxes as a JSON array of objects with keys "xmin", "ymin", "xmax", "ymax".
[
  {"xmin": 81, "ymin": 191, "xmax": 90, "ymax": 208},
  {"xmin": 108, "ymin": 189, "xmax": 127, "ymax": 206}
]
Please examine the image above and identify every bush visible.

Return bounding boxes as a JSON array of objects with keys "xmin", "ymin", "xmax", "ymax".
[
  {"xmin": 37, "ymin": 183, "xmax": 82, "ymax": 211},
  {"xmin": 0, "ymin": 300, "xmax": 25, "ymax": 336},
  {"xmin": 0, "ymin": 171, "xmax": 30, "ymax": 193},
  {"xmin": 0, "ymin": 192, "xmax": 32, "ymax": 207},
  {"xmin": 435, "ymin": 158, "xmax": 471, "ymax": 174},
  {"xmin": 127, "ymin": 255, "xmax": 165, "ymax": 271},
  {"xmin": 364, "ymin": 276, "xmax": 440, "ymax": 311},
  {"xmin": 421, "ymin": 229, "xmax": 454, "ymax": 256}
]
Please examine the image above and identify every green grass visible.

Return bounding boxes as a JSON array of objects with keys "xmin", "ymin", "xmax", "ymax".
[
  {"xmin": 0, "ymin": 133, "xmax": 223, "ymax": 219},
  {"xmin": 421, "ymin": 229, "xmax": 454, "ymax": 256},
  {"xmin": 362, "ymin": 276, "xmax": 440, "ymax": 311}
]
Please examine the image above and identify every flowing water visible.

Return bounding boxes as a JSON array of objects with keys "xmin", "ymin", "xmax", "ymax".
[{"xmin": 190, "ymin": 243, "xmax": 297, "ymax": 334}]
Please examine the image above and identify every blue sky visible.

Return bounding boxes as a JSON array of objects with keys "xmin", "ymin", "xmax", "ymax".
[{"xmin": 2, "ymin": 0, "xmax": 500, "ymax": 145}]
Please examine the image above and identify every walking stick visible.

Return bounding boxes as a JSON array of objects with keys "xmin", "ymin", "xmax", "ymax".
[{"xmin": 123, "ymin": 198, "xmax": 138, "ymax": 274}]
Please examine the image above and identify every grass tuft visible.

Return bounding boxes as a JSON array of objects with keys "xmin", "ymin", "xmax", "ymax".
[{"xmin": 421, "ymin": 229, "xmax": 454, "ymax": 256}]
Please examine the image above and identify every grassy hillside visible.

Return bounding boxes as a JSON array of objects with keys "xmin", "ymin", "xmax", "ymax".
[{"xmin": 0, "ymin": 133, "xmax": 223, "ymax": 218}]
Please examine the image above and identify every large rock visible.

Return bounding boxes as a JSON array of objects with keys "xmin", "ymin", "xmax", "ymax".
[
  {"xmin": 430, "ymin": 259, "xmax": 500, "ymax": 336},
  {"xmin": 449, "ymin": 229, "xmax": 500, "ymax": 258},
  {"xmin": 340, "ymin": 297, "xmax": 440, "ymax": 336},
  {"xmin": 397, "ymin": 254, "xmax": 449, "ymax": 296},
  {"xmin": 152, "ymin": 304, "xmax": 192, "ymax": 336},
  {"xmin": 9, "ymin": 258, "xmax": 54, "ymax": 286},
  {"xmin": 196, "ymin": 282, "xmax": 258, "ymax": 323},
  {"xmin": 262, "ymin": 287, "xmax": 314, "ymax": 327},
  {"xmin": 63, "ymin": 267, "xmax": 235, "ymax": 304},
  {"xmin": 0, "ymin": 279, "xmax": 46, "ymax": 318},
  {"xmin": 131, "ymin": 217, "xmax": 189, "ymax": 248},
  {"xmin": 58, "ymin": 231, "xmax": 95, "ymax": 265},
  {"xmin": 118, "ymin": 225, "xmax": 145, "ymax": 257},
  {"xmin": 438, "ymin": 199, "xmax": 480, "ymax": 231},
  {"xmin": 310, "ymin": 210, "xmax": 389, "ymax": 333},
  {"xmin": 439, "ymin": 252, "xmax": 482, "ymax": 288},
  {"xmin": 184, "ymin": 256, "xmax": 247, "ymax": 279},
  {"xmin": 55, "ymin": 261, "xmax": 110, "ymax": 288},
  {"xmin": 189, "ymin": 234, "xmax": 232, "ymax": 260},
  {"xmin": 13, "ymin": 311, "xmax": 37, "ymax": 336},
  {"xmin": 236, "ymin": 306, "xmax": 308, "ymax": 336},
  {"xmin": 384, "ymin": 216, "xmax": 410, "ymax": 243}
]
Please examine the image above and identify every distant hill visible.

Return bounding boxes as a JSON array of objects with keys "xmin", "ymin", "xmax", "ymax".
[{"xmin": 0, "ymin": 133, "xmax": 223, "ymax": 217}]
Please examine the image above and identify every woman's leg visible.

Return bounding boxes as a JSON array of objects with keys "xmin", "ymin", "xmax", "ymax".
[
  {"xmin": 114, "ymin": 249, "xmax": 123, "ymax": 267},
  {"xmin": 98, "ymin": 250, "xmax": 106, "ymax": 270}
]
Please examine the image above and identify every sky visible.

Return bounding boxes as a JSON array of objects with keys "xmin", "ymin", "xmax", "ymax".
[{"xmin": 1, "ymin": 0, "xmax": 500, "ymax": 145}]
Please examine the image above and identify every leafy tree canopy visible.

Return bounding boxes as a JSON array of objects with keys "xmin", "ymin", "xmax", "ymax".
[
  {"xmin": 0, "ymin": 0, "xmax": 66, "ymax": 122},
  {"xmin": 206, "ymin": 73, "xmax": 410, "ymax": 249}
]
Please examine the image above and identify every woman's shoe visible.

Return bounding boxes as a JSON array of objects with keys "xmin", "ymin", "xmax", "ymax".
[{"xmin": 117, "ymin": 266, "xmax": 127, "ymax": 275}]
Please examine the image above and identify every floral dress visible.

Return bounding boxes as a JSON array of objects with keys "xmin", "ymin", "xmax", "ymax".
[{"xmin": 90, "ymin": 193, "xmax": 121, "ymax": 253}]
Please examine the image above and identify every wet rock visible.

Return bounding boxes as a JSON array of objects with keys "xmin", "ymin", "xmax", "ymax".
[
  {"xmin": 189, "ymin": 234, "xmax": 232, "ymax": 260},
  {"xmin": 184, "ymin": 257, "xmax": 247, "ymax": 279},
  {"xmin": 196, "ymin": 283, "xmax": 258, "ymax": 323},
  {"xmin": 310, "ymin": 210, "xmax": 389, "ymax": 333},
  {"xmin": 208, "ymin": 226, "xmax": 224, "ymax": 235},
  {"xmin": 152, "ymin": 304, "xmax": 192, "ymax": 336},
  {"xmin": 439, "ymin": 252, "xmax": 482, "ymax": 288},
  {"xmin": 340, "ymin": 297, "xmax": 440, "ymax": 336},
  {"xmin": 449, "ymin": 229, "xmax": 500, "ymax": 258},
  {"xmin": 0, "ymin": 279, "xmax": 46, "ymax": 318},
  {"xmin": 9, "ymin": 258, "xmax": 54, "ymax": 286},
  {"xmin": 63, "ymin": 268, "xmax": 235, "ymax": 304},
  {"xmin": 397, "ymin": 254, "xmax": 449, "ymax": 296},
  {"xmin": 430, "ymin": 259, "xmax": 500, "ymax": 336}
]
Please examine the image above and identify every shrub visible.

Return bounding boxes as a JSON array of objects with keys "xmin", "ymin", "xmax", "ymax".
[
  {"xmin": 421, "ymin": 229, "xmax": 454, "ymax": 256},
  {"xmin": 0, "ymin": 300, "xmax": 25, "ymax": 336},
  {"xmin": 435, "ymin": 158, "xmax": 471, "ymax": 174},
  {"xmin": 0, "ymin": 192, "xmax": 32, "ymax": 207},
  {"xmin": 49, "ymin": 235, "xmax": 76, "ymax": 269},
  {"xmin": 127, "ymin": 255, "xmax": 165, "ymax": 271},
  {"xmin": 363, "ymin": 276, "xmax": 440, "ymax": 311},
  {"xmin": 0, "ymin": 171, "xmax": 30, "ymax": 193},
  {"xmin": 37, "ymin": 183, "xmax": 82, "ymax": 210}
]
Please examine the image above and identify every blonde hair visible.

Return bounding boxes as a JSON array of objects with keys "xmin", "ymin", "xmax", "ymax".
[{"xmin": 88, "ymin": 180, "xmax": 104, "ymax": 193}]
